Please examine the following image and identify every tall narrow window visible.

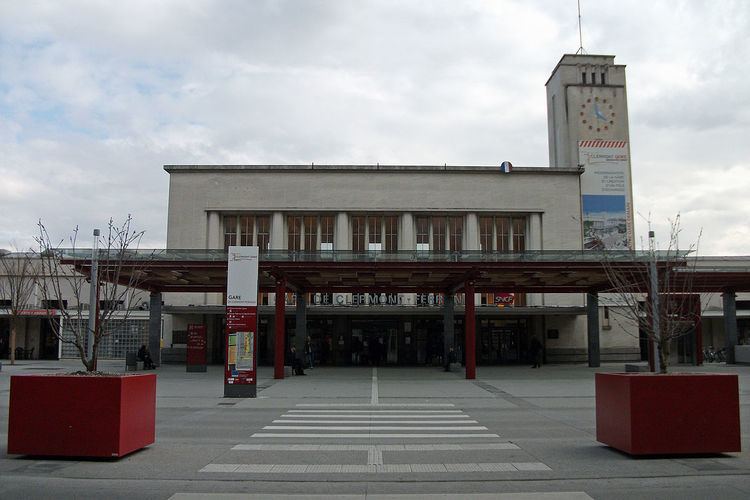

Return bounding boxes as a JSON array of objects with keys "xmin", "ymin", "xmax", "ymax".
[
  {"xmin": 320, "ymin": 215, "xmax": 334, "ymax": 250},
  {"xmin": 224, "ymin": 216, "xmax": 237, "ymax": 249},
  {"xmin": 384, "ymin": 216, "xmax": 398, "ymax": 251},
  {"xmin": 433, "ymin": 217, "xmax": 446, "ymax": 251},
  {"xmin": 449, "ymin": 216, "xmax": 463, "ymax": 252},
  {"xmin": 512, "ymin": 217, "xmax": 526, "ymax": 251},
  {"xmin": 352, "ymin": 216, "xmax": 366, "ymax": 252},
  {"xmin": 257, "ymin": 216, "xmax": 270, "ymax": 250},
  {"xmin": 239, "ymin": 216, "xmax": 254, "ymax": 246},
  {"xmin": 479, "ymin": 216, "xmax": 493, "ymax": 253},
  {"xmin": 288, "ymin": 216, "xmax": 302, "ymax": 251},
  {"xmin": 601, "ymin": 72, "xmax": 606, "ymax": 85},
  {"xmin": 416, "ymin": 217, "xmax": 429, "ymax": 250},
  {"xmin": 496, "ymin": 217, "xmax": 510, "ymax": 252},
  {"xmin": 591, "ymin": 72, "xmax": 596, "ymax": 85},
  {"xmin": 582, "ymin": 72, "xmax": 587, "ymax": 84},
  {"xmin": 303, "ymin": 215, "xmax": 317, "ymax": 251},
  {"xmin": 368, "ymin": 216, "xmax": 382, "ymax": 251}
]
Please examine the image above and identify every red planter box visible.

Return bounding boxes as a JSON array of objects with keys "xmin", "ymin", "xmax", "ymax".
[
  {"xmin": 8, "ymin": 373, "xmax": 156, "ymax": 458},
  {"xmin": 595, "ymin": 372, "xmax": 741, "ymax": 455}
]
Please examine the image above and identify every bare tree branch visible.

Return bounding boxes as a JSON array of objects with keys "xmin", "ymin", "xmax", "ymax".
[
  {"xmin": 599, "ymin": 214, "xmax": 706, "ymax": 373},
  {"xmin": 34, "ymin": 216, "xmax": 154, "ymax": 372}
]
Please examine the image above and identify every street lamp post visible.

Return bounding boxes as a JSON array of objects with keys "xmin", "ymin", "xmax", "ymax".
[
  {"xmin": 648, "ymin": 230, "xmax": 661, "ymax": 373},
  {"xmin": 86, "ymin": 229, "xmax": 100, "ymax": 360}
]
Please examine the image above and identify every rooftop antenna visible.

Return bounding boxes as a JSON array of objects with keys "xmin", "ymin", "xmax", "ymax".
[{"xmin": 576, "ymin": 0, "xmax": 587, "ymax": 54}]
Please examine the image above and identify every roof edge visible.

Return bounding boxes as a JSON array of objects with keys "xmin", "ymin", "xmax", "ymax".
[{"xmin": 164, "ymin": 164, "xmax": 583, "ymax": 175}]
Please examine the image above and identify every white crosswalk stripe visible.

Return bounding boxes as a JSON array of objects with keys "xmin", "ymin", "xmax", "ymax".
[
  {"xmin": 252, "ymin": 407, "xmax": 497, "ymax": 439},
  {"xmin": 199, "ymin": 404, "xmax": 552, "ymax": 475},
  {"xmin": 200, "ymin": 369, "xmax": 550, "ymax": 476}
]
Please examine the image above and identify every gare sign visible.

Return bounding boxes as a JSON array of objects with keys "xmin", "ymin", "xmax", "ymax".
[{"xmin": 224, "ymin": 246, "xmax": 258, "ymax": 398}]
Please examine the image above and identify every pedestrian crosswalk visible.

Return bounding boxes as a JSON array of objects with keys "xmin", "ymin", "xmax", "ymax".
[{"xmin": 199, "ymin": 404, "xmax": 551, "ymax": 475}]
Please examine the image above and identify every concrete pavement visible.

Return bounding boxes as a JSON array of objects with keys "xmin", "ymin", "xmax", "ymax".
[{"xmin": 1, "ymin": 359, "xmax": 749, "ymax": 499}]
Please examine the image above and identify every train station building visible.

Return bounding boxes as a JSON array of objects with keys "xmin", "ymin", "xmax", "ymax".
[
  {"xmin": 3, "ymin": 53, "xmax": 750, "ymax": 370},
  {"xmin": 155, "ymin": 53, "xmax": 748, "ymax": 371}
]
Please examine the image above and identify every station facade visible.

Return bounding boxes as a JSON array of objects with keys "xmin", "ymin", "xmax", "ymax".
[
  {"xmin": 160, "ymin": 53, "xmax": 645, "ymax": 367},
  {"xmin": 4, "ymin": 53, "xmax": 749, "ymax": 366}
]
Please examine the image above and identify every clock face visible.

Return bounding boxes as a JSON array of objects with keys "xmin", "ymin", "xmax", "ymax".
[{"xmin": 579, "ymin": 96, "xmax": 616, "ymax": 133}]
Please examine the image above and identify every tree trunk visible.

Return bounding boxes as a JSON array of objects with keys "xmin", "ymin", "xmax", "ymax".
[
  {"xmin": 10, "ymin": 320, "xmax": 17, "ymax": 365},
  {"xmin": 658, "ymin": 341, "xmax": 669, "ymax": 374}
]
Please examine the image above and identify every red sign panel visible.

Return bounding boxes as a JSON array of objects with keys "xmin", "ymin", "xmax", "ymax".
[
  {"xmin": 226, "ymin": 306, "xmax": 256, "ymax": 330},
  {"xmin": 225, "ymin": 307, "xmax": 257, "ymax": 385},
  {"xmin": 186, "ymin": 324, "xmax": 207, "ymax": 366},
  {"xmin": 494, "ymin": 293, "xmax": 515, "ymax": 308}
]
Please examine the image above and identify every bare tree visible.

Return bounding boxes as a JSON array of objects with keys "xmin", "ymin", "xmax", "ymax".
[
  {"xmin": 600, "ymin": 215, "xmax": 704, "ymax": 373},
  {"xmin": 35, "ymin": 216, "xmax": 152, "ymax": 372},
  {"xmin": 0, "ymin": 247, "xmax": 40, "ymax": 365}
]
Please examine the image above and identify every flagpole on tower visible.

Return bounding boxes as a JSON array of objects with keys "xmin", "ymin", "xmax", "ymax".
[{"xmin": 576, "ymin": 0, "xmax": 586, "ymax": 54}]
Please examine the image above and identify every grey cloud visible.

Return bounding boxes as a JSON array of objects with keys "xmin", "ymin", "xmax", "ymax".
[{"xmin": 1, "ymin": 1, "xmax": 749, "ymax": 255}]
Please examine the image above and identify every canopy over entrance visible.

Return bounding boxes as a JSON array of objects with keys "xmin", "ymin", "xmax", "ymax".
[
  {"xmin": 58, "ymin": 250, "xmax": 750, "ymax": 295},
  {"xmin": 58, "ymin": 249, "xmax": 750, "ymax": 380}
]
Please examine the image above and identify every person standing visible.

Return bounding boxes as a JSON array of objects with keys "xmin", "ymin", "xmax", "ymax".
[
  {"xmin": 287, "ymin": 345, "xmax": 305, "ymax": 375},
  {"xmin": 137, "ymin": 344, "xmax": 155, "ymax": 369},
  {"xmin": 304, "ymin": 335, "xmax": 314, "ymax": 369},
  {"xmin": 529, "ymin": 335, "xmax": 543, "ymax": 368},
  {"xmin": 444, "ymin": 346, "xmax": 457, "ymax": 372}
]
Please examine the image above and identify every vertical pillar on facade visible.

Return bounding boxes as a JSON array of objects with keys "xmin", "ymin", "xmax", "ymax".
[
  {"xmin": 528, "ymin": 213, "xmax": 542, "ymax": 250},
  {"xmin": 400, "ymin": 213, "xmax": 414, "ymax": 251},
  {"xmin": 722, "ymin": 290, "xmax": 738, "ymax": 364},
  {"xmin": 335, "ymin": 213, "xmax": 350, "ymax": 251},
  {"xmin": 206, "ymin": 212, "xmax": 221, "ymax": 248},
  {"xmin": 586, "ymin": 291, "xmax": 600, "ymax": 368},
  {"xmin": 205, "ymin": 212, "xmax": 223, "ymax": 306},
  {"xmin": 443, "ymin": 293, "xmax": 455, "ymax": 366},
  {"xmin": 464, "ymin": 281, "xmax": 476, "ymax": 379},
  {"xmin": 295, "ymin": 292, "xmax": 307, "ymax": 352},
  {"xmin": 464, "ymin": 214, "xmax": 479, "ymax": 250},
  {"xmin": 274, "ymin": 279, "xmax": 286, "ymax": 379},
  {"xmin": 693, "ymin": 295, "xmax": 703, "ymax": 366},
  {"xmin": 149, "ymin": 291, "xmax": 162, "ymax": 367},
  {"xmin": 527, "ymin": 213, "xmax": 543, "ymax": 307},
  {"xmin": 270, "ymin": 212, "xmax": 285, "ymax": 250}
]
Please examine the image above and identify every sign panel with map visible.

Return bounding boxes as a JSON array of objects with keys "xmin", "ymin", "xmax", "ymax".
[{"xmin": 224, "ymin": 246, "xmax": 259, "ymax": 398}]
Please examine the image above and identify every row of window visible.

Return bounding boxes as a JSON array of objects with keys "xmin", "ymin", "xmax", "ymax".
[
  {"xmin": 222, "ymin": 214, "xmax": 528, "ymax": 252},
  {"xmin": 223, "ymin": 215, "xmax": 271, "ymax": 250},
  {"xmin": 582, "ymin": 71, "xmax": 606, "ymax": 85},
  {"xmin": 479, "ymin": 216, "xmax": 526, "ymax": 252}
]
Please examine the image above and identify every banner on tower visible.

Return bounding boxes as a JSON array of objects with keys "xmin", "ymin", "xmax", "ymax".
[{"xmin": 578, "ymin": 140, "xmax": 633, "ymax": 250}]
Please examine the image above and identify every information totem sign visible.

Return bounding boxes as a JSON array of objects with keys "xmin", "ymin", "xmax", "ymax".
[
  {"xmin": 186, "ymin": 324, "xmax": 208, "ymax": 372},
  {"xmin": 224, "ymin": 246, "xmax": 259, "ymax": 398}
]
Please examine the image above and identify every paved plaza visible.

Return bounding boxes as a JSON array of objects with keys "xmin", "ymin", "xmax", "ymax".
[{"xmin": 1, "ymin": 360, "xmax": 749, "ymax": 499}]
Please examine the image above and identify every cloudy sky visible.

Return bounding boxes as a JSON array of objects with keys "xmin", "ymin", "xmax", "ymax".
[{"xmin": 1, "ymin": 1, "xmax": 748, "ymax": 254}]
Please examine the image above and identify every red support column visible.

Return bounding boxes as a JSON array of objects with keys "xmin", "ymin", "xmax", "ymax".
[
  {"xmin": 274, "ymin": 278, "xmax": 286, "ymax": 379},
  {"xmin": 464, "ymin": 281, "xmax": 476, "ymax": 380}
]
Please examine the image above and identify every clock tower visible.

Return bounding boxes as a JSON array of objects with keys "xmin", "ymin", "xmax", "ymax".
[{"xmin": 546, "ymin": 54, "xmax": 635, "ymax": 250}]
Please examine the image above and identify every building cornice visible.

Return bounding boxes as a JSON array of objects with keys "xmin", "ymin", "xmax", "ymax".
[{"xmin": 164, "ymin": 164, "xmax": 583, "ymax": 175}]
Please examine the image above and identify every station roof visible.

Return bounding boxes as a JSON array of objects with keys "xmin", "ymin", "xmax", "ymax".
[
  {"xmin": 163, "ymin": 164, "xmax": 583, "ymax": 175},
  {"xmin": 58, "ymin": 250, "xmax": 750, "ymax": 295}
]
